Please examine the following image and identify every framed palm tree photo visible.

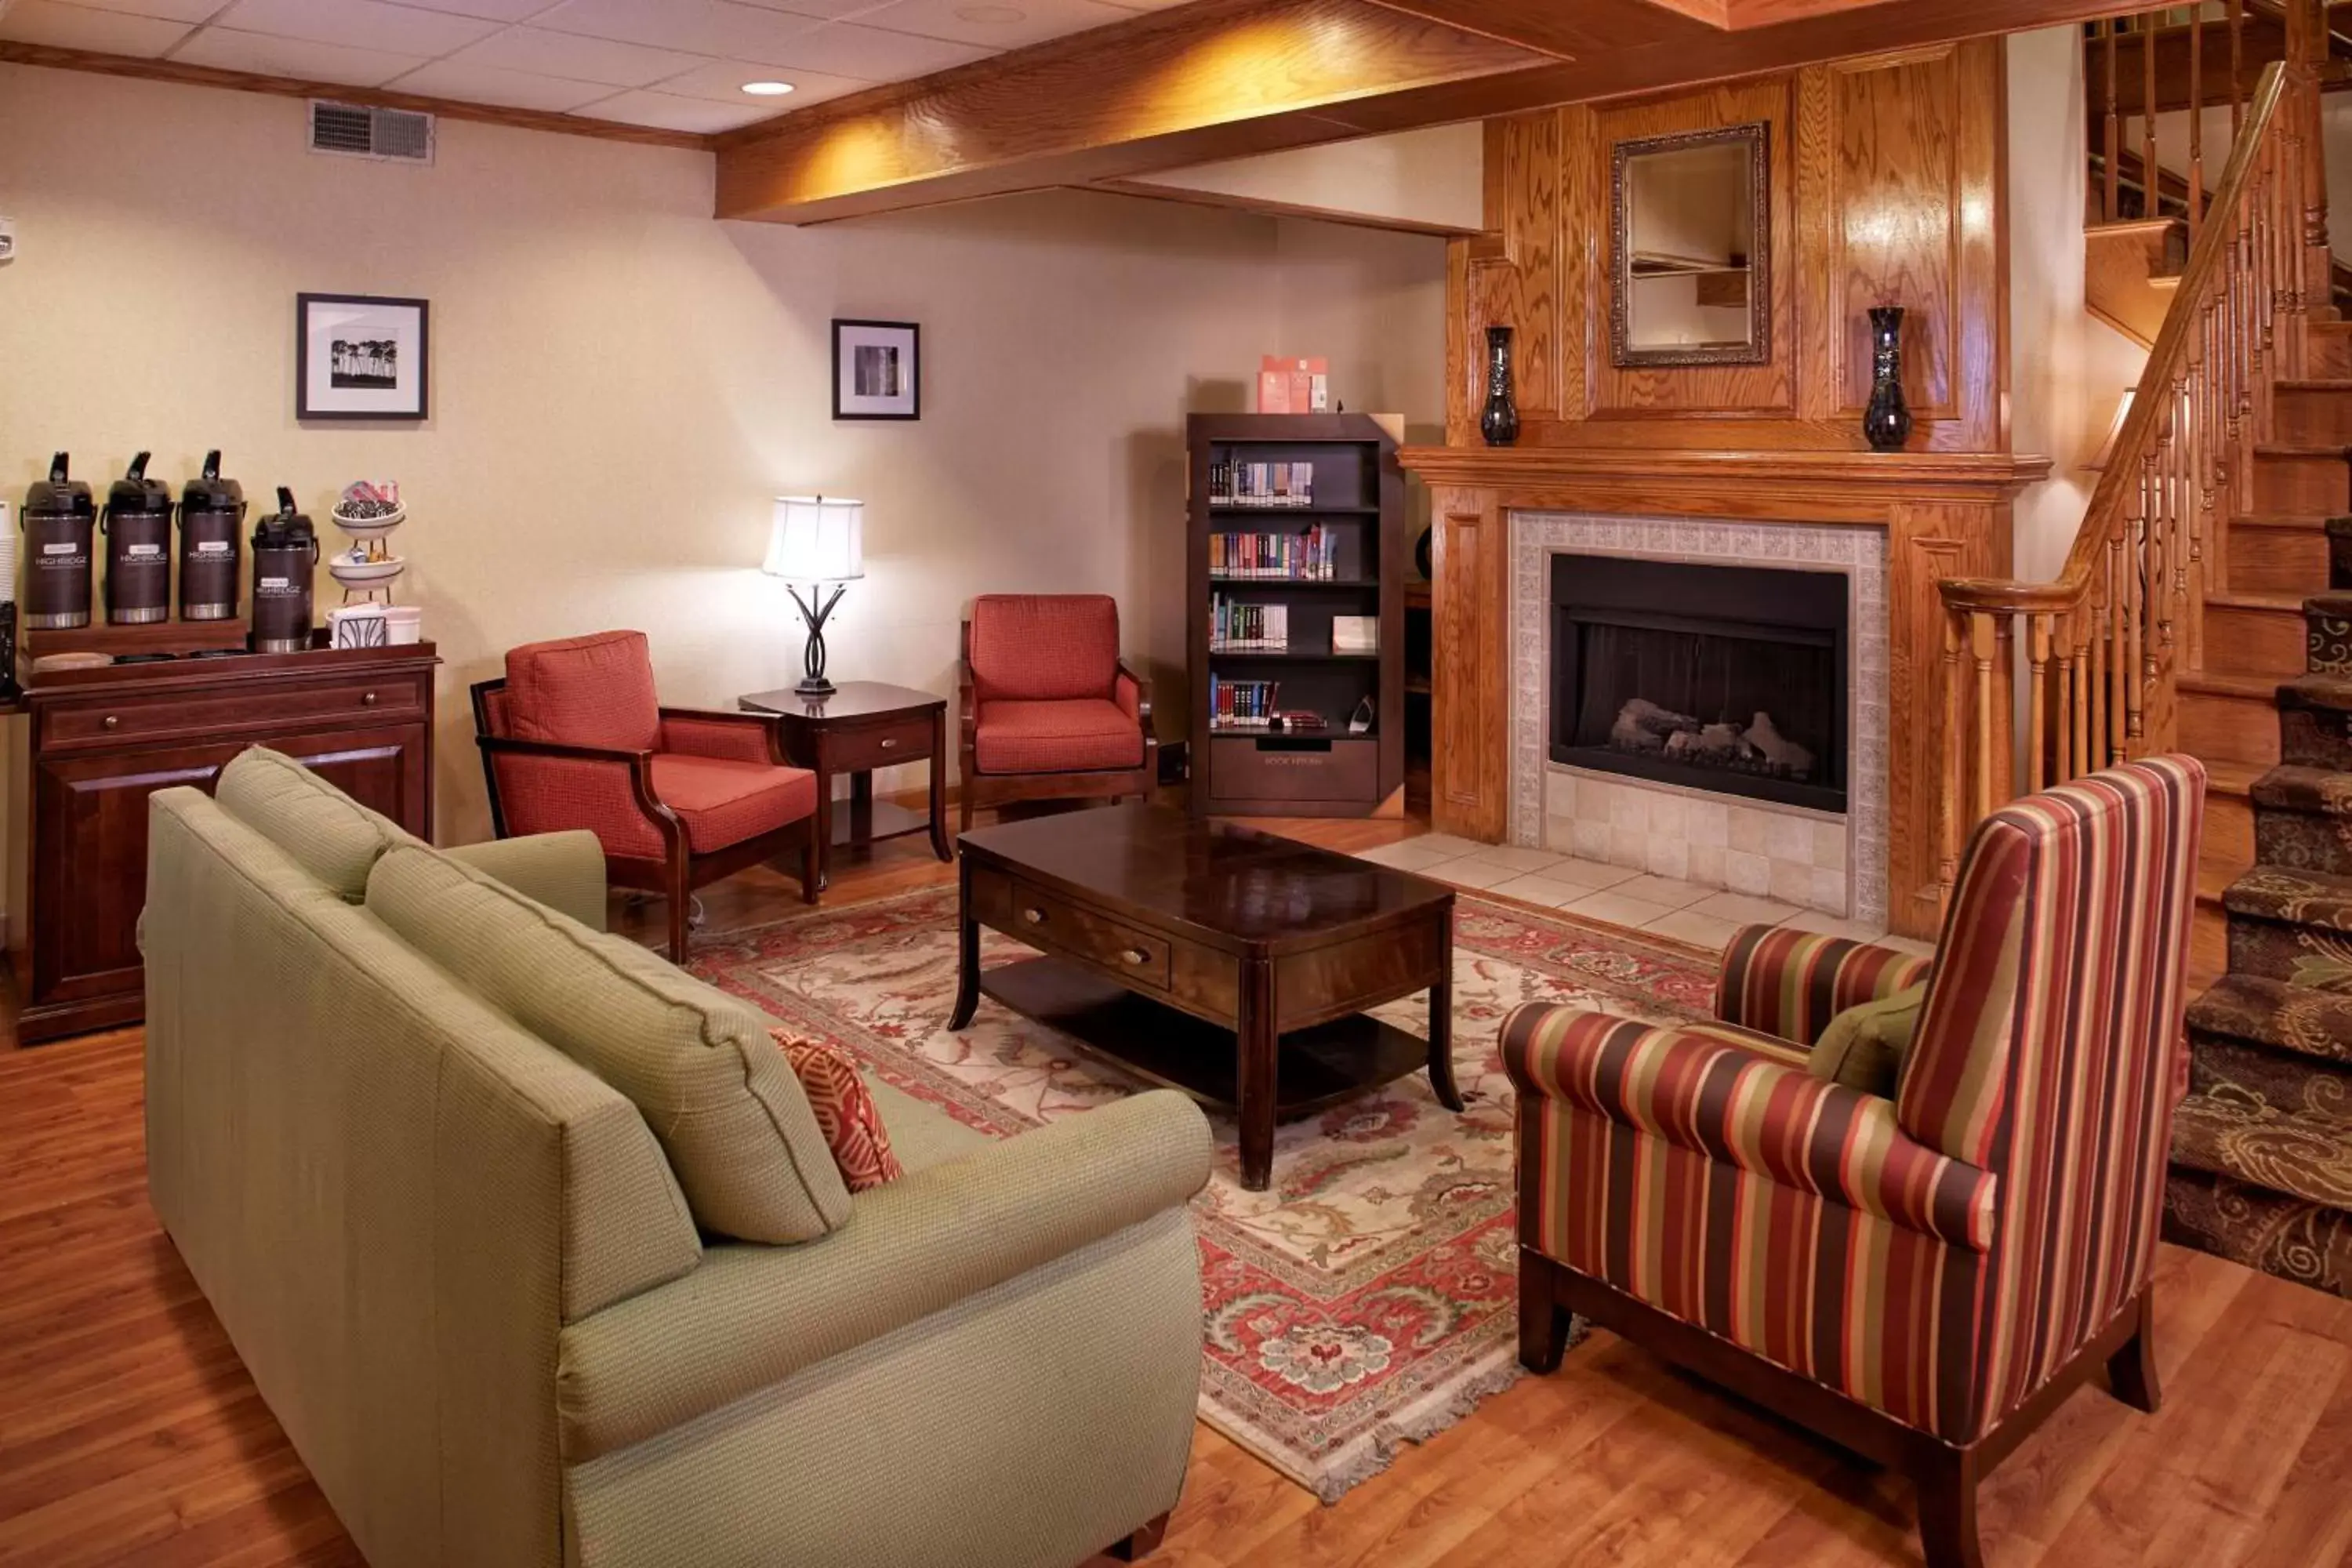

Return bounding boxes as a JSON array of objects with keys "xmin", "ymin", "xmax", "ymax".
[{"xmin": 297, "ymin": 293, "xmax": 429, "ymax": 420}]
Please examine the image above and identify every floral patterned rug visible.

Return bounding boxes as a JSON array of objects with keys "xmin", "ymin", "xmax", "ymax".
[{"xmin": 690, "ymin": 885, "xmax": 1719, "ymax": 1502}]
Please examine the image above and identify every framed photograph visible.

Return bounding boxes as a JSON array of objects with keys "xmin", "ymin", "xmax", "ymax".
[
  {"xmin": 297, "ymin": 292, "xmax": 429, "ymax": 420},
  {"xmin": 832, "ymin": 319, "xmax": 919, "ymax": 420}
]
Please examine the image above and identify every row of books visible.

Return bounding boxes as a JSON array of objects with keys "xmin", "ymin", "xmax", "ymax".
[
  {"xmin": 1210, "ymin": 676, "xmax": 1280, "ymax": 730},
  {"xmin": 1209, "ymin": 527, "xmax": 1340, "ymax": 579},
  {"xmin": 1210, "ymin": 596, "xmax": 1287, "ymax": 652},
  {"xmin": 1209, "ymin": 459, "xmax": 1317, "ymax": 508}
]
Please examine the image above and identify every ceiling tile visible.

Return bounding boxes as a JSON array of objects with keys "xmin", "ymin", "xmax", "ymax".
[
  {"xmin": 49, "ymin": 0, "xmax": 232, "ymax": 23},
  {"xmin": 385, "ymin": 0, "xmax": 568, "ymax": 18},
  {"xmin": 0, "ymin": 1, "xmax": 194, "ymax": 53},
  {"xmin": 449, "ymin": 25, "xmax": 704, "ymax": 87},
  {"xmin": 1091, "ymin": 0, "xmax": 1189, "ymax": 10},
  {"xmin": 535, "ymin": 0, "xmax": 823, "ymax": 65},
  {"xmin": 210, "ymin": 0, "xmax": 502, "ymax": 56},
  {"xmin": 646, "ymin": 56, "xmax": 869, "ymax": 108},
  {"xmin": 575, "ymin": 88, "xmax": 777, "ymax": 132},
  {"xmin": 852, "ymin": 0, "xmax": 1127, "ymax": 49},
  {"xmin": 386, "ymin": 57, "xmax": 615, "ymax": 110},
  {"xmin": 167, "ymin": 26, "xmax": 430, "ymax": 85},
  {"xmin": 749, "ymin": 20, "xmax": 985, "ymax": 78},
  {"xmin": 728, "ymin": 0, "xmax": 902, "ymax": 23}
]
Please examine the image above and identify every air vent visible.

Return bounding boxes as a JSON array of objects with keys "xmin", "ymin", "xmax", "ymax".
[{"xmin": 308, "ymin": 101, "xmax": 435, "ymax": 165}]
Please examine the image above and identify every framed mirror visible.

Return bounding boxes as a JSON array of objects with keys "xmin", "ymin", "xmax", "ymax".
[{"xmin": 1610, "ymin": 123, "xmax": 1772, "ymax": 368}]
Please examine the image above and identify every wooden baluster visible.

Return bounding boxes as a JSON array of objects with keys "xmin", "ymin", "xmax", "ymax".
[
  {"xmin": 2106, "ymin": 17, "xmax": 2122, "ymax": 223},
  {"xmin": 2026, "ymin": 613, "xmax": 2050, "ymax": 793},
  {"xmin": 2190, "ymin": 4, "xmax": 2205, "ymax": 242},
  {"xmin": 2230, "ymin": 0, "xmax": 2245, "ymax": 140},
  {"xmin": 1939, "ymin": 611, "xmax": 1966, "ymax": 890},
  {"xmin": 2094, "ymin": 550, "xmax": 2115, "ymax": 767},
  {"xmin": 2071, "ymin": 614, "xmax": 2092, "ymax": 779},
  {"xmin": 2126, "ymin": 484, "xmax": 2147, "ymax": 748},
  {"xmin": 2143, "ymin": 13, "xmax": 2159, "ymax": 222},
  {"xmin": 1972, "ymin": 612, "xmax": 1998, "ymax": 820}
]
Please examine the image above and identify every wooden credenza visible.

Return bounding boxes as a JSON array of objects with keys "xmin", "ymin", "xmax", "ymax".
[{"xmin": 13, "ymin": 642, "xmax": 437, "ymax": 1044}]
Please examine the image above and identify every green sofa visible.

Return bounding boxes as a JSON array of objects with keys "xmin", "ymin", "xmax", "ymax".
[{"xmin": 142, "ymin": 748, "xmax": 1212, "ymax": 1568}]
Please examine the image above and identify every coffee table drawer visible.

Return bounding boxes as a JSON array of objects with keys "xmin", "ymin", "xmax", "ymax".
[{"xmin": 1005, "ymin": 877, "xmax": 1172, "ymax": 991}]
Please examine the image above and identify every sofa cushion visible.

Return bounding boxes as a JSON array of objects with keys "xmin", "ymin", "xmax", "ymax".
[
  {"xmin": 649, "ymin": 754, "xmax": 818, "ymax": 852},
  {"xmin": 973, "ymin": 698, "xmax": 1143, "ymax": 775},
  {"xmin": 213, "ymin": 746, "xmax": 417, "ymax": 900},
  {"xmin": 770, "ymin": 1030, "xmax": 902, "ymax": 1191},
  {"xmin": 1809, "ymin": 982, "xmax": 1929, "ymax": 1098},
  {"xmin": 506, "ymin": 630, "xmax": 661, "ymax": 753},
  {"xmin": 368, "ymin": 844, "xmax": 851, "ymax": 1243},
  {"xmin": 968, "ymin": 594, "xmax": 1120, "ymax": 702}
]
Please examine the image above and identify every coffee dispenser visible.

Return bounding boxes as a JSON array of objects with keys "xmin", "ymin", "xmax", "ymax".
[
  {"xmin": 249, "ymin": 488, "xmax": 318, "ymax": 654},
  {"xmin": 22, "ymin": 452, "xmax": 94, "ymax": 630},
  {"xmin": 177, "ymin": 450, "xmax": 245, "ymax": 621},
  {"xmin": 102, "ymin": 452, "xmax": 173, "ymax": 625}
]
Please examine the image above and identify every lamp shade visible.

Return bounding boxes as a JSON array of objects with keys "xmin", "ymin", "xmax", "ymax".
[{"xmin": 763, "ymin": 495, "xmax": 865, "ymax": 582}]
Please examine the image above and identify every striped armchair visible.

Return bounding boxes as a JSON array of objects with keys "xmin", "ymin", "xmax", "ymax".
[{"xmin": 1505, "ymin": 757, "xmax": 2205, "ymax": 1568}]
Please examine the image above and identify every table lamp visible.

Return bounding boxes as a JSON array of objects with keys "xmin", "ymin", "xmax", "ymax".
[{"xmin": 763, "ymin": 495, "xmax": 864, "ymax": 697}]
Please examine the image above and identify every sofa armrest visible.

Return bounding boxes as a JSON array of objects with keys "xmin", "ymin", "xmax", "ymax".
[
  {"xmin": 1115, "ymin": 659, "xmax": 1152, "ymax": 729},
  {"xmin": 555, "ymin": 1090, "xmax": 1212, "ymax": 1462},
  {"xmin": 659, "ymin": 708, "xmax": 782, "ymax": 764},
  {"xmin": 1502, "ymin": 1003, "xmax": 1994, "ymax": 1251},
  {"xmin": 445, "ymin": 831, "xmax": 608, "ymax": 931},
  {"xmin": 1715, "ymin": 926, "xmax": 1932, "ymax": 1047}
]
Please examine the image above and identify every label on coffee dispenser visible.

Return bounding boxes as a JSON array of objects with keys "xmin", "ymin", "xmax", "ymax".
[
  {"xmin": 128, "ymin": 544, "xmax": 162, "ymax": 557},
  {"xmin": 196, "ymin": 541, "xmax": 230, "ymax": 554},
  {"xmin": 260, "ymin": 576, "xmax": 291, "ymax": 590},
  {"xmin": 42, "ymin": 543, "xmax": 78, "ymax": 557}
]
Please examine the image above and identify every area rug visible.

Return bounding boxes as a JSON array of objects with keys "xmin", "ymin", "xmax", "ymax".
[{"xmin": 689, "ymin": 886, "xmax": 1719, "ymax": 1501}]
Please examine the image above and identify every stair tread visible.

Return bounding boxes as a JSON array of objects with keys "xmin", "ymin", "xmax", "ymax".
[
  {"xmin": 2201, "ymin": 854, "xmax": 2248, "ymax": 904},
  {"xmin": 2224, "ymin": 862, "xmax": 2352, "ymax": 930},
  {"xmin": 2208, "ymin": 757, "xmax": 2271, "ymax": 797},
  {"xmin": 2278, "ymin": 379, "xmax": 2352, "ymax": 393},
  {"xmin": 2190, "ymin": 973, "xmax": 2352, "ymax": 1065},
  {"xmin": 2232, "ymin": 512, "xmax": 2342, "ymax": 531},
  {"xmin": 2182, "ymin": 670, "xmax": 2289, "ymax": 699},
  {"xmin": 2085, "ymin": 216, "xmax": 2183, "ymax": 238},
  {"xmin": 2255, "ymin": 444, "xmax": 2352, "ymax": 458},
  {"xmin": 2280, "ymin": 673, "xmax": 2352, "ymax": 712},
  {"xmin": 2251, "ymin": 763, "xmax": 2352, "ymax": 817},
  {"xmin": 2205, "ymin": 590, "xmax": 2310, "ymax": 612},
  {"xmin": 2173, "ymin": 1091, "xmax": 2352, "ymax": 1212}
]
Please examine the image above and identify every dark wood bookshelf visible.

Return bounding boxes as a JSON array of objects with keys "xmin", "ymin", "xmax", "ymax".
[{"xmin": 1186, "ymin": 412, "xmax": 1404, "ymax": 817}]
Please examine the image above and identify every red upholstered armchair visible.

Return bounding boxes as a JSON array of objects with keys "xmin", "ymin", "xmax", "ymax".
[
  {"xmin": 956, "ymin": 594, "xmax": 1156, "ymax": 832},
  {"xmin": 471, "ymin": 630, "xmax": 820, "ymax": 960},
  {"xmin": 1504, "ymin": 757, "xmax": 2205, "ymax": 1568}
]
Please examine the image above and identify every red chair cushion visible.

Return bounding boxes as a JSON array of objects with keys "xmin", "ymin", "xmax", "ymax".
[
  {"xmin": 506, "ymin": 630, "xmax": 661, "ymax": 753},
  {"xmin": 972, "ymin": 698, "xmax": 1143, "ymax": 775},
  {"xmin": 650, "ymin": 754, "xmax": 818, "ymax": 853},
  {"xmin": 968, "ymin": 594, "xmax": 1120, "ymax": 703}
]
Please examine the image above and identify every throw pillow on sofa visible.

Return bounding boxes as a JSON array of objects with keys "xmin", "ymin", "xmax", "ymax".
[
  {"xmin": 214, "ymin": 746, "xmax": 418, "ymax": 900},
  {"xmin": 368, "ymin": 844, "xmax": 851, "ymax": 1243},
  {"xmin": 1808, "ymin": 982, "xmax": 1929, "ymax": 1099},
  {"xmin": 769, "ymin": 1029, "xmax": 903, "ymax": 1192}
]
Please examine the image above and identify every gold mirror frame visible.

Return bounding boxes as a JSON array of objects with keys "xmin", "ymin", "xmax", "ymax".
[{"xmin": 1609, "ymin": 122, "xmax": 1773, "ymax": 369}]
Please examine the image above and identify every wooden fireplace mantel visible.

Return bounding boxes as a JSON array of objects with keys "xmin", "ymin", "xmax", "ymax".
[{"xmin": 1401, "ymin": 443, "xmax": 2050, "ymax": 939}]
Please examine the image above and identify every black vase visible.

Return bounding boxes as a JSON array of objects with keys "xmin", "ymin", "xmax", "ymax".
[
  {"xmin": 1480, "ymin": 325, "xmax": 1520, "ymax": 448},
  {"xmin": 1862, "ymin": 306, "xmax": 1912, "ymax": 452}
]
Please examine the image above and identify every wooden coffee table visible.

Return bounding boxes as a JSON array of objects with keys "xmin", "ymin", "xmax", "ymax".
[{"xmin": 947, "ymin": 804, "xmax": 1458, "ymax": 1191}]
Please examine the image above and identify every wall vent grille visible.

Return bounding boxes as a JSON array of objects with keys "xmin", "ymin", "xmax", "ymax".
[{"xmin": 309, "ymin": 102, "xmax": 435, "ymax": 164}]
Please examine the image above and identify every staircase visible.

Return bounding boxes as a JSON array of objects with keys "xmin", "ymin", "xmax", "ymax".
[{"xmin": 2169, "ymin": 505, "xmax": 2352, "ymax": 1294}]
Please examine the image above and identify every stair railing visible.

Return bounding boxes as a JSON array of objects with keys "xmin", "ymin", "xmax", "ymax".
[
  {"xmin": 2092, "ymin": 3, "xmax": 2255, "ymax": 238},
  {"xmin": 1933, "ymin": 48, "xmax": 2328, "ymax": 901}
]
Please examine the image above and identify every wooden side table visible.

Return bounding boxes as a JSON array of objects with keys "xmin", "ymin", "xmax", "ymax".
[{"xmin": 739, "ymin": 681, "xmax": 953, "ymax": 892}]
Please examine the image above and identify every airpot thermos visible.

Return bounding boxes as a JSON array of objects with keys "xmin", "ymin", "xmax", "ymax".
[
  {"xmin": 22, "ymin": 452, "xmax": 95, "ymax": 630},
  {"xmin": 177, "ymin": 450, "xmax": 245, "ymax": 621},
  {"xmin": 102, "ymin": 451, "xmax": 174, "ymax": 625},
  {"xmin": 249, "ymin": 488, "xmax": 318, "ymax": 654}
]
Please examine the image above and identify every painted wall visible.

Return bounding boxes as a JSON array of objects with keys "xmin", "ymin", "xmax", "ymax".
[
  {"xmin": 0, "ymin": 62, "xmax": 1444, "ymax": 862},
  {"xmin": 1120, "ymin": 124, "xmax": 1485, "ymax": 234},
  {"xmin": 2007, "ymin": 25, "xmax": 2151, "ymax": 583}
]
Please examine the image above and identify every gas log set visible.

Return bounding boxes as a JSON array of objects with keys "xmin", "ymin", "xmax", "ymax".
[{"xmin": 1605, "ymin": 697, "xmax": 1818, "ymax": 782}]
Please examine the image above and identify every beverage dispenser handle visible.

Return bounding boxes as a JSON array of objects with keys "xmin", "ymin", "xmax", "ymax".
[
  {"xmin": 277, "ymin": 486, "xmax": 297, "ymax": 516},
  {"xmin": 201, "ymin": 450, "xmax": 221, "ymax": 482},
  {"xmin": 47, "ymin": 453, "xmax": 67, "ymax": 487},
  {"xmin": 127, "ymin": 452, "xmax": 151, "ymax": 484}
]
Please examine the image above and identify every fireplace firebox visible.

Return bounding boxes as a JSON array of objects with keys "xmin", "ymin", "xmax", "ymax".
[{"xmin": 1551, "ymin": 554, "xmax": 1847, "ymax": 814}]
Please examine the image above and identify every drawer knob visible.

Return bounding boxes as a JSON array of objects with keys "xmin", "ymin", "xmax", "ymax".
[
  {"xmin": 1021, "ymin": 907, "xmax": 1045, "ymax": 925},
  {"xmin": 1121, "ymin": 948, "xmax": 1150, "ymax": 967},
  {"xmin": 102, "ymin": 714, "xmax": 119, "ymax": 730},
  {"xmin": 880, "ymin": 738, "xmax": 898, "ymax": 750},
  {"xmin": 361, "ymin": 691, "xmax": 379, "ymax": 706}
]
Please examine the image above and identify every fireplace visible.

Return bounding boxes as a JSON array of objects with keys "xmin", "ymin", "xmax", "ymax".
[{"xmin": 1550, "ymin": 554, "xmax": 1848, "ymax": 814}]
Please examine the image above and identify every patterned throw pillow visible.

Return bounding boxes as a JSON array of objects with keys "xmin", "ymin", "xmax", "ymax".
[{"xmin": 769, "ymin": 1029, "xmax": 903, "ymax": 1192}]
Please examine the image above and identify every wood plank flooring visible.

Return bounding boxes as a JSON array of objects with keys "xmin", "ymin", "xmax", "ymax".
[{"xmin": 4, "ymin": 811, "xmax": 2350, "ymax": 1566}]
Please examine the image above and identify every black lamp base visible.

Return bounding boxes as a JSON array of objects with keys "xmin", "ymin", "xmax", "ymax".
[
  {"xmin": 786, "ymin": 582, "xmax": 848, "ymax": 703},
  {"xmin": 795, "ymin": 675, "xmax": 837, "ymax": 698}
]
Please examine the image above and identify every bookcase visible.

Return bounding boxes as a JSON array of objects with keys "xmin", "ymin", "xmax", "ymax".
[{"xmin": 1185, "ymin": 412, "xmax": 1404, "ymax": 816}]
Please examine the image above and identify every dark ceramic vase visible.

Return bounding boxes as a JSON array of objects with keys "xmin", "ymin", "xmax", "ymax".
[
  {"xmin": 1862, "ymin": 306, "xmax": 1912, "ymax": 452},
  {"xmin": 1480, "ymin": 325, "xmax": 1520, "ymax": 448}
]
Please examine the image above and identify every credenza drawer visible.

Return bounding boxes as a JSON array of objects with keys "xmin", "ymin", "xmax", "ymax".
[
  {"xmin": 42, "ymin": 672, "xmax": 429, "ymax": 750},
  {"xmin": 1002, "ymin": 876, "xmax": 1173, "ymax": 992},
  {"xmin": 1209, "ymin": 736, "xmax": 1378, "ymax": 804}
]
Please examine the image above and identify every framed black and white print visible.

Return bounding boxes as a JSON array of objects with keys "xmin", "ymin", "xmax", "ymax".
[
  {"xmin": 297, "ymin": 292, "xmax": 430, "ymax": 420},
  {"xmin": 832, "ymin": 319, "xmax": 919, "ymax": 420}
]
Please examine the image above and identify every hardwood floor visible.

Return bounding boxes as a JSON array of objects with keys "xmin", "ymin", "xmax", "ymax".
[{"xmin": 5, "ymin": 808, "xmax": 2351, "ymax": 1566}]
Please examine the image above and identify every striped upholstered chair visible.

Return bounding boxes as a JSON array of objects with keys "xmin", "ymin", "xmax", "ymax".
[{"xmin": 1504, "ymin": 756, "xmax": 2205, "ymax": 1568}]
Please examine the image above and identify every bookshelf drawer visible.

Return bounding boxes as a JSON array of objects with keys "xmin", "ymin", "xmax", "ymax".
[{"xmin": 1210, "ymin": 737, "xmax": 1377, "ymax": 803}]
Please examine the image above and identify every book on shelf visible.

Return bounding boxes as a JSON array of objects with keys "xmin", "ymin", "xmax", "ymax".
[
  {"xmin": 1207, "ymin": 459, "xmax": 1316, "ymax": 509},
  {"xmin": 1270, "ymin": 710, "xmax": 1327, "ymax": 731},
  {"xmin": 1256, "ymin": 355, "xmax": 1330, "ymax": 415},
  {"xmin": 1331, "ymin": 614, "xmax": 1379, "ymax": 654},
  {"xmin": 1210, "ymin": 596, "xmax": 1288, "ymax": 652},
  {"xmin": 1210, "ymin": 675, "xmax": 1279, "ymax": 730},
  {"xmin": 1207, "ymin": 525, "xmax": 1337, "ymax": 580}
]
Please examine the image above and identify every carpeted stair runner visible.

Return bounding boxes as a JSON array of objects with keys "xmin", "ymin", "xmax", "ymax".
[{"xmin": 2167, "ymin": 514, "xmax": 2352, "ymax": 1297}]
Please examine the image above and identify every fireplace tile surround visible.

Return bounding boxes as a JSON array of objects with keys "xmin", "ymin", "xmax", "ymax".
[{"xmin": 1511, "ymin": 511, "xmax": 1889, "ymax": 927}]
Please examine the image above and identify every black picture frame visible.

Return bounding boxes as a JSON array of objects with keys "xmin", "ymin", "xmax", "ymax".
[
  {"xmin": 831, "ymin": 318, "xmax": 920, "ymax": 421},
  {"xmin": 297, "ymin": 292, "xmax": 430, "ymax": 421}
]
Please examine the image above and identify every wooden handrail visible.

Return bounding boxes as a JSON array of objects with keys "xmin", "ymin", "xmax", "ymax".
[{"xmin": 1930, "ymin": 13, "xmax": 2331, "ymax": 905}]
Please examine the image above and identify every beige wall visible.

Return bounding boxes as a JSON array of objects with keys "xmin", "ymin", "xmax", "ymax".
[
  {"xmin": 0, "ymin": 63, "xmax": 1444, "ymax": 858},
  {"xmin": 1119, "ymin": 124, "xmax": 1485, "ymax": 234}
]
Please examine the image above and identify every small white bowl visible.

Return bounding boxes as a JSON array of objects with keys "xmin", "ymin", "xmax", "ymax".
[
  {"xmin": 328, "ymin": 553, "xmax": 406, "ymax": 587},
  {"xmin": 332, "ymin": 504, "xmax": 405, "ymax": 540}
]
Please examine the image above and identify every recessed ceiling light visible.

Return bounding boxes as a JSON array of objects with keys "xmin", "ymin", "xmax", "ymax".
[
  {"xmin": 953, "ymin": 4, "xmax": 1026, "ymax": 20},
  {"xmin": 741, "ymin": 80, "xmax": 797, "ymax": 96}
]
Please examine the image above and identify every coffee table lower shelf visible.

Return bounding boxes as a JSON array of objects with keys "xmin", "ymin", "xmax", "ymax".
[{"xmin": 980, "ymin": 954, "xmax": 1432, "ymax": 1121}]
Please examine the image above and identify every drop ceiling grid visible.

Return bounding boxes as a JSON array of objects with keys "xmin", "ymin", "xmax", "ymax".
[{"xmin": 0, "ymin": 0, "xmax": 1171, "ymax": 132}]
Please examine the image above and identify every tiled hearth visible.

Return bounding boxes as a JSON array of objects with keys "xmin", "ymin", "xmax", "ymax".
[{"xmin": 1511, "ymin": 511, "xmax": 1891, "ymax": 929}]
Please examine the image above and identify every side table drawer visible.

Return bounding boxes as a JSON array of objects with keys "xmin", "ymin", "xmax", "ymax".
[
  {"xmin": 824, "ymin": 714, "xmax": 933, "ymax": 773},
  {"xmin": 1007, "ymin": 877, "xmax": 1172, "ymax": 992}
]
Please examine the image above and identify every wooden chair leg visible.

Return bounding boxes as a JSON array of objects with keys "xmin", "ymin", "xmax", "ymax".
[
  {"xmin": 800, "ymin": 822, "xmax": 821, "ymax": 906},
  {"xmin": 1104, "ymin": 1512, "xmax": 1170, "ymax": 1562},
  {"xmin": 2106, "ymin": 1290, "xmax": 2161, "ymax": 1414},
  {"xmin": 1517, "ymin": 1250, "xmax": 1573, "ymax": 1374},
  {"xmin": 664, "ymin": 860, "xmax": 691, "ymax": 964},
  {"xmin": 1913, "ymin": 1446, "xmax": 1984, "ymax": 1568},
  {"xmin": 959, "ymin": 789, "xmax": 975, "ymax": 834}
]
